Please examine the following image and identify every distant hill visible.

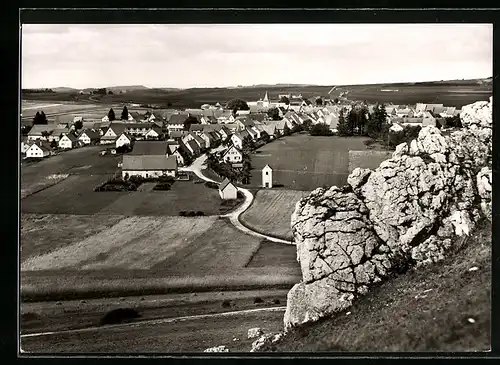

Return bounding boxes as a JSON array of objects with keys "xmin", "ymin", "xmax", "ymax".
[
  {"xmin": 51, "ymin": 87, "xmax": 79, "ymax": 93},
  {"xmin": 105, "ymin": 85, "xmax": 150, "ymax": 92}
]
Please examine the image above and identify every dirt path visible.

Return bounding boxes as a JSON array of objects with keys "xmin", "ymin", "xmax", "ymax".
[{"xmin": 179, "ymin": 151, "xmax": 293, "ymax": 245}]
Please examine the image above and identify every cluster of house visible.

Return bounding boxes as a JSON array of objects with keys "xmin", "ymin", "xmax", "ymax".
[{"xmin": 382, "ymin": 103, "xmax": 461, "ymax": 128}]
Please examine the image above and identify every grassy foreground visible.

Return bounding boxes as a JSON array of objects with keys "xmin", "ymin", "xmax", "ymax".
[{"xmin": 261, "ymin": 219, "xmax": 491, "ymax": 352}]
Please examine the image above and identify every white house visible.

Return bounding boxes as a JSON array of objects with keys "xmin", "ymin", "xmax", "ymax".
[
  {"xmin": 171, "ymin": 149, "xmax": 185, "ymax": 166},
  {"xmin": 116, "ymin": 133, "xmax": 132, "ymax": 148},
  {"xmin": 101, "ymin": 115, "xmax": 109, "ymax": 122},
  {"xmin": 221, "ymin": 145, "xmax": 243, "ymax": 164},
  {"xmin": 262, "ymin": 164, "xmax": 273, "ymax": 188},
  {"xmin": 26, "ymin": 143, "xmax": 51, "ymax": 158},
  {"xmin": 218, "ymin": 178, "xmax": 238, "ymax": 200},
  {"xmin": 78, "ymin": 129, "xmax": 100, "ymax": 145},
  {"xmin": 58, "ymin": 134, "xmax": 79, "ymax": 149},
  {"xmin": 145, "ymin": 126, "xmax": 163, "ymax": 140},
  {"xmin": 21, "ymin": 139, "xmax": 32, "ymax": 154},
  {"xmin": 122, "ymin": 155, "xmax": 178, "ymax": 179},
  {"xmin": 27, "ymin": 125, "xmax": 55, "ymax": 141}
]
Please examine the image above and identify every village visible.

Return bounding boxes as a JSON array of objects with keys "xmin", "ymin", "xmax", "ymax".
[{"xmin": 20, "ymin": 90, "xmax": 464, "ymax": 196}]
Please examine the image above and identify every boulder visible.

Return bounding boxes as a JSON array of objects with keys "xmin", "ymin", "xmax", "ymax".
[
  {"xmin": 477, "ymin": 167, "xmax": 492, "ymax": 220},
  {"xmin": 250, "ymin": 332, "xmax": 284, "ymax": 352},
  {"xmin": 284, "ymin": 99, "xmax": 492, "ymax": 331},
  {"xmin": 204, "ymin": 345, "xmax": 229, "ymax": 352},
  {"xmin": 247, "ymin": 327, "xmax": 264, "ymax": 339}
]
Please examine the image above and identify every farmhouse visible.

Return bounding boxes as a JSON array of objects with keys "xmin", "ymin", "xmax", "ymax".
[
  {"xmin": 21, "ymin": 138, "xmax": 32, "ymax": 154},
  {"xmin": 125, "ymin": 123, "xmax": 154, "ymax": 137},
  {"xmin": 27, "ymin": 125, "xmax": 55, "ymax": 141},
  {"xmin": 167, "ymin": 114, "xmax": 188, "ymax": 132},
  {"xmin": 116, "ymin": 133, "xmax": 133, "ymax": 148},
  {"xmin": 222, "ymin": 145, "xmax": 243, "ymax": 163},
  {"xmin": 130, "ymin": 141, "xmax": 169, "ymax": 156},
  {"xmin": 231, "ymin": 130, "xmax": 250, "ymax": 150},
  {"xmin": 122, "ymin": 155, "xmax": 178, "ymax": 179},
  {"xmin": 78, "ymin": 129, "xmax": 100, "ymax": 145},
  {"xmin": 101, "ymin": 123, "xmax": 126, "ymax": 144},
  {"xmin": 58, "ymin": 133, "xmax": 79, "ymax": 149},
  {"xmin": 218, "ymin": 178, "xmax": 238, "ymax": 200},
  {"xmin": 184, "ymin": 139, "xmax": 201, "ymax": 157},
  {"xmin": 26, "ymin": 142, "xmax": 51, "ymax": 158},
  {"xmin": 145, "ymin": 126, "xmax": 164, "ymax": 140},
  {"xmin": 48, "ymin": 127, "xmax": 70, "ymax": 142},
  {"xmin": 200, "ymin": 132, "xmax": 216, "ymax": 149}
]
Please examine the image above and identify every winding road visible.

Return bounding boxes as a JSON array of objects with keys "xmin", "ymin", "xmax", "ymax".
[{"xmin": 179, "ymin": 150, "xmax": 293, "ymax": 245}]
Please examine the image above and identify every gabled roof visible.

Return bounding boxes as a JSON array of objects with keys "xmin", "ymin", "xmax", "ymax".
[
  {"xmin": 263, "ymin": 164, "xmax": 273, "ymax": 170},
  {"xmin": 222, "ymin": 145, "xmax": 242, "ymax": 158},
  {"xmin": 249, "ymin": 113, "xmax": 266, "ymax": 122},
  {"xmin": 122, "ymin": 155, "xmax": 177, "ymax": 171},
  {"xmin": 169, "ymin": 131, "xmax": 188, "ymax": 139},
  {"xmin": 234, "ymin": 129, "xmax": 250, "ymax": 140},
  {"xmin": 187, "ymin": 139, "xmax": 201, "ymax": 154},
  {"xmin": 28, "ymin": 125, "xmax": 55, "ymax": 136},
  {"xmin": 404, "ymin": 117, "xmax": 424, "ymax": 124},
  {"xmin": 219, "ymin": 178, "xmax": 236, "ymax": 191},
  {"xmin": 125, "ymin": 123, "xmax": 153, "ymax": 129},
  {"xmin": 51, "ymin": 127, "xmax": 70, "ymax": 136},
  {"xmin": 130, "ymin": 141, "xmax": 169, "ymax": 156},
  {"xmin": 80, "ymin": 129, "xmax": 100, "ymax": 140},
  {"xmin": 62, "ymin": 133, "xmax": 78, "ymax": 142},
  {"xmin": 189, "ymin": 124, "xmax": 205, "ymax": 132},
  {"xmin": 246, "ymin": 128, "xmax": 257, "ymax": 138},
  {"xmin": 129, "ymin": 111, "xmax": 143, "ymax": 121},
  {"xmin": 28, "ymin": 142, "xmax": 51, "ymax": 153},
  {"xmin": 147, "ymin": 126, "xmax": 163, "ymax": 135},
  {"xmin": 168, "ymin": 114, "xmax": 189, "ymax": 124},
  {"xmin": 108, "ymin": 123, "xmax": 127, "ymax": 135},
  {"xmin": 191, "ymin": 133, "xmax": 205, "ymax": 146}
]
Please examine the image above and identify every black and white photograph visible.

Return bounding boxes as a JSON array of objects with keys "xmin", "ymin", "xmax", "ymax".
[{"xmin": 19, "ymin": 20, "xmax": 492, "ymax": 354}]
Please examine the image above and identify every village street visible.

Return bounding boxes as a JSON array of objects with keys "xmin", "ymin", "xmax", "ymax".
[{"xmin": 179, "ymin": 150, "xmax": 293, "ymax": 245}]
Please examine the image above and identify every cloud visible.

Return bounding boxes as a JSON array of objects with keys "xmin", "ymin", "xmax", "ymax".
[{"xmin": 21, "ymin": 23, "xmax": 492, "ymax": 88}]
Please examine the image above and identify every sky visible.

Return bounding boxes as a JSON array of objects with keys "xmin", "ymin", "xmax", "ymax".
[{"xmin": 21, "ymin": 23, "xmax": 493, "ymax": 89}]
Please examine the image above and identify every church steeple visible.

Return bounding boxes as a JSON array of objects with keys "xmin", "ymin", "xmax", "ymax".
[{"xmin": 263, "ymin": 91, "xmax": 269, "ymax": 102}]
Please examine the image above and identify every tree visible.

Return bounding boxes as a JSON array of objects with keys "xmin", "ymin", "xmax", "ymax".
[
  {"xmin": 108, "ymin": 90, "xmax": 114, "ymax": 95},
  {"xmin": 347, "ymin": 110, "xmax": 357, "ymax": 136},
  {"xmin": 366, "ymin": 103, "xmax": 388, "ymax": 138},
  {"xmin": 337, "ymin": 110, "xmax": 350, "ymax": 136},
  {"xmin": 267, "ymin": 107, "xmax": 280, "ymax": 121},
  {"xmin": 334, "ymin": 98, "xmax": 339, "ymax": 104},
  {"xmin": 33, "ymin": 111, "xmax": 48, "ymax": 125},
  {"xmin": 74, "ymin": 120, "xmax": 83, "ymax": 130},
  {"xmin": 121, "ymin": 106, "xmax": 129, "ymax": 120},
  {"xmin": 242, "ymin": 136, "xmax": 255, "ymax": 155},
  {"xmin": 227, "ymin": 99, "xmax": 249, "ymax": 112},
  {"xmin": 302, "ymin": 119, "xmax": 312, "ymax": 131},
  {"xmin": 316, "ymin": 98, "xmax": 323, "ymax": 106},
  {"xmin": 283, "ymin": 123, "xmax": 291, "ymax": 136},
  {"xmin": 21, "ymin": 125, "xmax": 32, "ymax": 135},
  {"xmin": 108, "ymin": 108, "xmax": 116, "ymax": 121},
  {"xmin": 280, "ymin": 96, "xmax": 290, "ymax": 105},
  {"xmin": 50, "ymin": 140, "xmax": 58, "ymax": 148},
  {"xmin": 183, "ymin": 115, "xmax": 199, "ymax": 131},
  {"xmin": 310, "ymin": 123, "xmax": 333, "ymax": 136},
  {"xmin": 260, "ymin": 131, "xmax": 270, "ymax": 143}
]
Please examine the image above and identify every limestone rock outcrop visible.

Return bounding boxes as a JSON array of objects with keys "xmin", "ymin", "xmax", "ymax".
[
  {"xmin": 285, "ymin": 99, "xmax": 492, "ymax": 331},
  {"xmin": 250, "ymin": 333, "xmax": 284, "ymax": 352}
]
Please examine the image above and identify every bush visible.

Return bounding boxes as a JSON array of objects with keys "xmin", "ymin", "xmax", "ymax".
[
  {"xmin": 153, "ymin": 183, "xmax": 172, "ymax": 191},
  {"xmin": 363, "ymin": 139, "xmax": 375, "ymax": 146},
  {"xmin": 195, "ymin": 211, "xmax": 205, "ymax": 216},
  {"xmin": 272, "ymin": 299, "xmax": 281, "ymax": 305},
  {"xmin": 187, "ymin": 211, "xmax": 197, "ymax": 217},
  {"xmin": 179, "ymin": 211, "xmax": 187, "ymax": 216},
  {"xmin": 237, "ymin": 191, "xmax": 244, "ymax": 199},
  {"xmin": 205, "ymin": 181, "xmax": 219, "ymax": 189},
  {"xmin": 221, "ymin": 300, "xmax": 231, "ymax": 308},
  {"xmin": 254, "ymin": 297, "xmax": 264, "ymax": 304},
  {"xmin": 99, "ymin": 308, "xmax": 140, "ymax": 326},
  {"xmin": 159, "ymin": 175, "xmax": 175, "ymax": 183}
]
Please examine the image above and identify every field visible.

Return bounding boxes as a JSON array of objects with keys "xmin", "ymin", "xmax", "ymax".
[
  {"xmin": 20, "ymin": 146, "xmax": 121, "ymax": 199},
  {"xmin": 240, "ymin": 190, "xmax": 311, "ymax": 241},
  {"xmin": 348, "ymin": 150, "xmax": 394, "ymax": 173},
  {"xmin": 21, "ymin": 215, "xmax": 302, "ymax": 301},
  {"xmin": 22, "ymin": 79, "xmax": 492, "ymax": 109},
  {"xmin": 249, "ymin": 134, "xmax": 375, "ymax": 190}
]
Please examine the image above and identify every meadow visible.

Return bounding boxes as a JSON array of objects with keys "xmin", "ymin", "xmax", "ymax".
[
  {"xmin": 240, "ymin": 190, "xmax": 311, "ymax": 241},
  {"xmin": 21, "ymin": 215, "xmax": 301, "ymax": 301},
  {"xmin": 249, "ymin": 134, "xmax": 374, "ymax": 190}
]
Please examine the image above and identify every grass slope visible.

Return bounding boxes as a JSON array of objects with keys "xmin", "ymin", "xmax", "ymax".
[
  {"xmin": 240, "ymin": 189, "xmax": 310, "ymax": 241},
  {"xmin": 263, "ymin": 220, "xmax": 491, "ymax": 352}
]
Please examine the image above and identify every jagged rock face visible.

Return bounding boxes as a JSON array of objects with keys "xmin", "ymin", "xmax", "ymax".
[
  {"xmin": 250, "ymin": 333, "xmax": 283, "ymax": 352},
  {"xmin": 477, "ymin": 167, "xmax": 492, "ymax": 220},
  {"xmin": 285, "ymin": 99, "xmax": 492, "ymax": 331}
]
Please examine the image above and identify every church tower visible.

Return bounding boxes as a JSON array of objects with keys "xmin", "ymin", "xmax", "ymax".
[{"xmin": 263, "ymin": 91, "xmax": 270, "ymax": 108}]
